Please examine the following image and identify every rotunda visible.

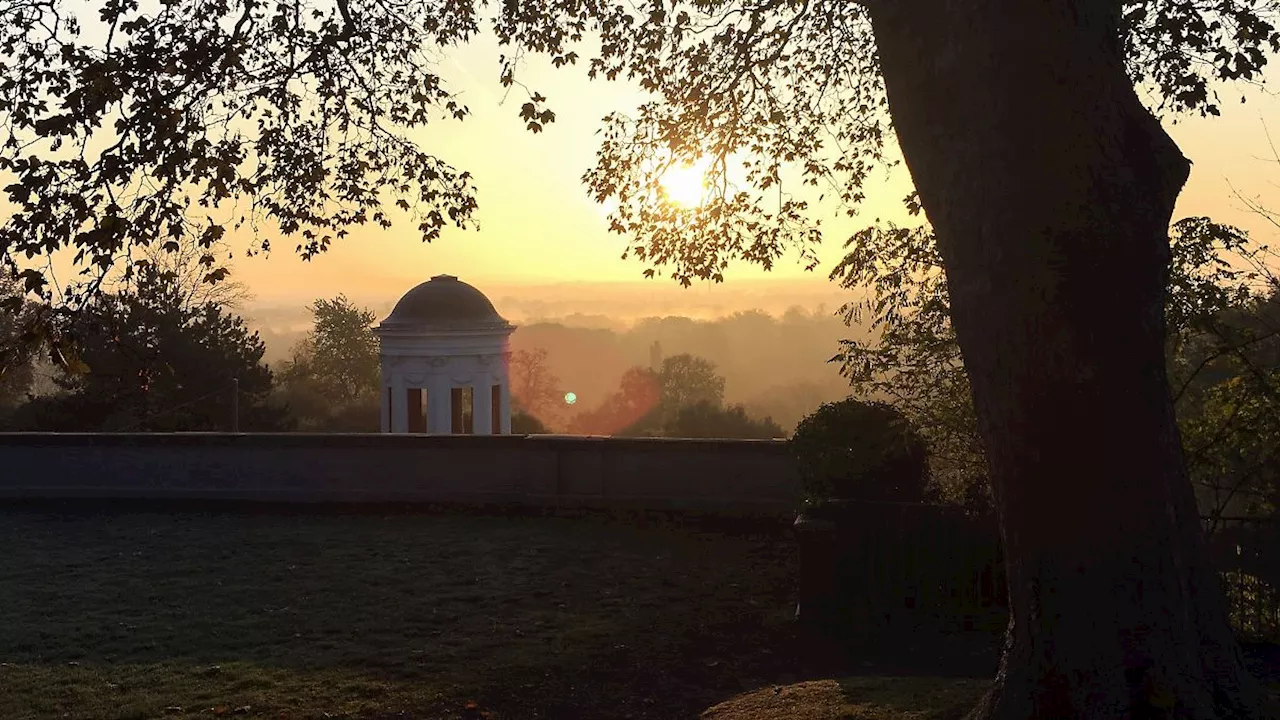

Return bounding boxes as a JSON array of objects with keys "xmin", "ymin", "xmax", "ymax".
[{"xmin": 375, "ymin": 275, "xmax": 515, "ymax": 434}]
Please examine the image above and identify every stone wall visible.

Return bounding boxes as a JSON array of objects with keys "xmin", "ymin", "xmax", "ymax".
[{"xmin": 0, "ymin": 433, "xmax": 801, "ymax": 515}]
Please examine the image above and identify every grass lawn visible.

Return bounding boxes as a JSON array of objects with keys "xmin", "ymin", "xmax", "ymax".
[
  {"xmin": 8, "ymin": 504, "xmax": 1269, "ymax": 719},
  {"xmin": 0, "ymin": 504, "xmax": 1001, "ymax": 720}
]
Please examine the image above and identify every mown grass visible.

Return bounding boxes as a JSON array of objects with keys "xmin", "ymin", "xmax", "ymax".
[
  {"xmin": 13, "ymin": 505, "xmax": 1266, "ymax": 720},
  {"xmin": 0, "ymin": 504, "xmax": 902, "ymax": 720}
]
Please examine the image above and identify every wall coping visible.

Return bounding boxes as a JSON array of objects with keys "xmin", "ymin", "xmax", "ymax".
[{"xmin": 0, "ymin": 432, "xmax": 793, "ymax": 453}]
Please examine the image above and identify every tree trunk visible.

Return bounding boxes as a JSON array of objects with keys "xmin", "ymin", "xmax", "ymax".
[{"xmin": 865, "ymin": 1, "xmax": 1269, "ymax": 717}]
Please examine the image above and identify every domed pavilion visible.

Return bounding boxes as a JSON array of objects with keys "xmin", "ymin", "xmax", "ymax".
[{"xmin": 375, "ymin": 275, "xmax": 515, "ymax": 434}]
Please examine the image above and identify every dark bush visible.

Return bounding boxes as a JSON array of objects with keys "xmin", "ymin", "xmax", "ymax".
[
  {"xmin": 317, "ymin": 398, "xmax": 380, "ymax": 432},
  {"xmin": 790, "ymin": 398, "xmax": 930, "ymax": 503},
  {"xmin": 512, "ymin": 409, "xmax": 550, "ymax": 434},
  {"xmin": 663, "ymin": 400, "xmax": 784, "ymax": 439}
]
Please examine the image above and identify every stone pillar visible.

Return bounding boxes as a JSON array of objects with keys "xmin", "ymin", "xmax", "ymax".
[
  {"xmin": 472, "ymin": 376, "xmax": 493, "ymax": 436},
  {"xmin": 427, "ymin": 375, "xmax": 451, "ymax": 433},
  {"xmin": 499, "ymin": 381, "xmax": 512, "ymax": 434},
  {"xmin": 380, "ymin": 385, "xmax": 390, "ymax": 433},
  {"xmin": 390, "ymin": 378, "xmax": 408, "ymax": 433}
]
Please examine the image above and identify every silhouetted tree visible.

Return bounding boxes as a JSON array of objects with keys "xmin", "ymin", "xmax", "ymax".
[
  {"xmin": 572, "ymin": 365, "xmax": 662, "ymax": 435},
  {"xmin": 137, "ymin": 236, "xmax": 252, "ymax": 312},
  {"xmin": 275, "ymin": 295, "xmax": 380, "ymax": 430},
  {"xmin": 791, "ymin": 399, "xmax": 931, "ymax": 504},
  {"xmin": 665, "ymin": 400, "xmax": 783, "ymax": 440},
  {"xmin": 1178, "ymin": 284, "xmax": 1280, "ymax": 524},
  {"xmin": 1232, "ymin": 120, "xmax": 1280, "ymax": 243},
  {"xmin": 0, "ymin": 275, "xmax": 38, "ymax": 411},
  {"xmin": 656, "ymin": 353, "xmax": 725, "ymax": 414},
  {"xmin": 509, "ymin": 347, "xmax": 564, "ymax": 428},
  {"xmin": 831, "ymin": 216, "xmax": 1280, "ymax": 521},
  {"xmin": 613, "ymin": 355, "xmax": 728, "ymax": 436},
  {"xmin": 5, "ymin": 267, "xmax": 286, "ymax": 431},
  {"xmin": 301, "ymin": 295, "xmax": 380, "ymax": 404},
  {"xmin": 6, "ymin": 0, "xmax": 1280, "ymax": 712},
  {"xmin": 604, "ymin": 354, "xmax": 785, "ymax": 438},
  {"xmin": 511, "ymin": 408, "xmax": 551, "ymax": 434}
]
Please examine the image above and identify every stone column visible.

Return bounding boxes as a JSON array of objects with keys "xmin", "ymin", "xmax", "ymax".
[
  {"xmin": 499, "ymin": 381, "xmax": 512, "ymax": 434},
  {"xmin": 472, "ymin": 374, "xmax": 493, "ymax": 436},
  {"xmin": 390, "ymin": 377, "xmax": 408, "ymax": 433},
  {"xmin": 427, "ymin": 374, "xmax": 452, "ymax": 434},
  {"xmin": 490, "ymin": 384, "xmax": 502, "ymax": 434}
]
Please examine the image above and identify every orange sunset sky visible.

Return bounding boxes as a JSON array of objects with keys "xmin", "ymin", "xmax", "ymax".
[
  {"xmin": 226, "ymin": 35, "xmax": 1280, "ymax": 309},
  {"xmin": 32, "ymin": 26, "xmax": 1280, "ymax": 317}
]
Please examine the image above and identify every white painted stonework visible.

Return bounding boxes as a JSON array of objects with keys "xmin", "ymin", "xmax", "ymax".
[{"xmin": 375, "ymin": 275, "xmax": 515, "ymax": 434}]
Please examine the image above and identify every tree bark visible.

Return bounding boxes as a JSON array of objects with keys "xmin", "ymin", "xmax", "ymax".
[{"xmin": 865, "ymin": 0, "xmax": 1269, "ymax": 717}]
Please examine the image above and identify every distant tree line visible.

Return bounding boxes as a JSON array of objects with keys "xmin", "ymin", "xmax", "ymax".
[
  {"xmin": 557, "ymin": 353, "xmax": 783, "ymax": 439},
  {"xmin": 505, "ymin": 310, "xmax": 854, "ymax": 434},
  {"xmin": 0, "ymin": 269, "xmax": 783, "ymax": 440},
  {"xmin": 254, "ymin": 303, "xmax": 857, "ymax": 433},
  {"xmin": 507, "ymin": 345, "xmax": 782, "ymax": 439}
]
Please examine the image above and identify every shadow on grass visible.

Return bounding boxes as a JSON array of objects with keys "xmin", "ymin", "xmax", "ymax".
[
  {"xmin": 0, "ymin": 504, "xmax": 820, "ymax": 719},
  {"xmin": 27, "ymin": 503, "xmax": 1246, "ymax": 719}
]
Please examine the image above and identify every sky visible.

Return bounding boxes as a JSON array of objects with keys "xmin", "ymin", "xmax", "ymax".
[
  {"xmin": 220, "ymin": 31, "xmax": 1280, "ymax": 315},
  {"xmin": 21, "ymin": 16, "xmax": 1280, "ymax": 318}
]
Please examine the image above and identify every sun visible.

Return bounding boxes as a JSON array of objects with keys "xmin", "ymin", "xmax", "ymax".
[{"xmin": 658, "ymin": 160, "xmax": 709, "ymax": 208}]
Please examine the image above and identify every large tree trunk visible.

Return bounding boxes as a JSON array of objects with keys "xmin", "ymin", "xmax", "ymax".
[{"xmin": 865, "ymin": 1, "xmax": 1269, "ymax": 717}]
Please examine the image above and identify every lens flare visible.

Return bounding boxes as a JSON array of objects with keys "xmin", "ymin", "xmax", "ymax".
[{"xmin": 564, "ymin": 392, "xmax": 577, "ymax": 405}]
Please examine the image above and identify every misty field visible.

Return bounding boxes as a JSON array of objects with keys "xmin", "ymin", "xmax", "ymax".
[{"xmin": 0, "ymin": 505, "xmax": 1007, "ymax": 720}]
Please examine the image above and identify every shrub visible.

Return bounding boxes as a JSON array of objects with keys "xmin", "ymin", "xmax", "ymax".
[
  {"xmin": 512, "ymin": 409, "xmax": 550, "ymax": 434},
  {"xmin": 790, "ymin": 398, "xmax": 930, "ymax": 503},
  {"xmin": 318, "ymin": 398, "xmax": 380, "ymax": 432},
  {"xmin": 664, "ymin": 400, "xmax": 784, "ymax": 439}
]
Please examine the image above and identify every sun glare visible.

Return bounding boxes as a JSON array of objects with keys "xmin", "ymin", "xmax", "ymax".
[{"xmin": 659, "ymin": 160, "xmax": 709, "ymax": 208}]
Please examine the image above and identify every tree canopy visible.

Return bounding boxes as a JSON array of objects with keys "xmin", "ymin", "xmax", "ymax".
[
  {"xmin": 298, "ymin": 295, "xmax": 380, "ymax": 404},
  {"xmin": 3, "ymin": 265, "xmax": 285, "ymax": 431},
  {"xmin": 791, "ymin": 397, "xmax": 931, "ymax": 503},
  {"xmin": 666, "ymin": 399, "xmax": 784, "ymax": 439},
  {"xmin": 509, "ymin": 347, "xmax": 565, "ymax": 428},
  {"xmin": 0, "ymin": 276, "xmax": 39, "ymax": 410},
  {"xmin": 566, "ymin": 352, "xmax": 778, "ymax": 437},
  {"xmin": 274, "ymin": 294, "xmax": 381, "ymax": 430},
  {"xmin": 654, "ymin": 353, "xmax": 725, "ymax": 414},
  {"xmin": 830, "ymin": 214, "xmax": 1280, "ymax": 513}
]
